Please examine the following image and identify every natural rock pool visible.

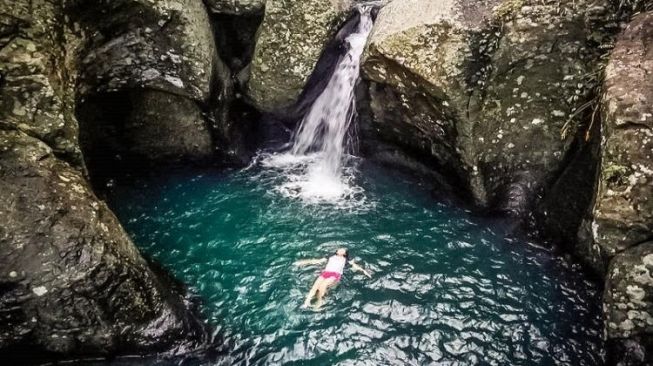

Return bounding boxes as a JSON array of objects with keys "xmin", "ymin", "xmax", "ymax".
[{"xmin": 110, "ymin": 159, "xmax": 605, "ymax": 365}]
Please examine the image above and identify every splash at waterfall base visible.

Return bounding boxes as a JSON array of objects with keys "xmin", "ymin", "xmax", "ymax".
[
  {"xmin": 256, "ymin": 6, "xmax": 374, "ymax": 206},
  {"xmin": 258, "ymin": 153, "xmax": 366, "ymax": 207}
]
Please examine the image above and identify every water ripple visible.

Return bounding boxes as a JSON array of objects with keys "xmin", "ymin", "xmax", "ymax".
[{"xmin": 111, "ymin": 162, "xmax": 605, "ymax": 365}]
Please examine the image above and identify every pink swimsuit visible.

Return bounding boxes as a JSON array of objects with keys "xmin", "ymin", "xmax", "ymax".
[
  {"xmin": 320, "ymin": 271, "xmax": 342, "ymax": 281},
  {"xmin": 320, "ymin": 255, "xmax": 346, "ymax": 281}
]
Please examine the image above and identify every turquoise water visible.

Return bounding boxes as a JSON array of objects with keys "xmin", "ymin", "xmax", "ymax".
[{"xmin": 111, "ymin": 160, "xmax": 604, "ymax": 365}]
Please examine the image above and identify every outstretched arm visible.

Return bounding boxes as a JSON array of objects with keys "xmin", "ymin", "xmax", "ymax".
[
  {"xmin": 349, "ymin": 260, "xmax": 372, "ymax": 278},
  {"xmin": 294, "ymin": 258, "xmax": 327, "ymax": 267}
]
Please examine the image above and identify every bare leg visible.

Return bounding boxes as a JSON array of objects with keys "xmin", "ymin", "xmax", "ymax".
[
  {"xmin": 315, "ymin": 278, "xmax": 337, "ymax": 309},
  {"xmin": 304, "ymin": 277, "xmax": 323, "ymax": 308}
]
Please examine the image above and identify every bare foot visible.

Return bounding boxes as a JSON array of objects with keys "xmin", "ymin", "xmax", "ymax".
[{"xmin": 302, "ymin": 301, "xmax": 311, "ymax": 309}]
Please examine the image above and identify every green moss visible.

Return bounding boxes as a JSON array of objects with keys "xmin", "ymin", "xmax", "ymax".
[
  {"xmin": 247, "ymin": 0, "xmax": 347, "ymax": 110},
  {"xmin": 603, "ymin": 163, "xmax": 630, "ymax": 185},
  {"xmin": 493, "ymin": 0, "xmax": 526, "ymax": 22}
]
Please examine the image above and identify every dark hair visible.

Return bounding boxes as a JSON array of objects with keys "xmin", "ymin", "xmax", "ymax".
[{"xmin": 336, "ymin": 249, "xmax": 349, "ymax": 258}]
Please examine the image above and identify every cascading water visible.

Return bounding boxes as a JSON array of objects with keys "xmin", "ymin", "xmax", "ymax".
[
  {"xmin": 290, "ymin": 6, "xmax": 373, "ymax": 174},
  {"xmin": 259, "ymin": 5, "xmax": 374, "ymax": 207}
]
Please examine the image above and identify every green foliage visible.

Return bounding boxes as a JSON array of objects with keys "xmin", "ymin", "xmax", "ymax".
[
  {"xmin": 603, "ymin": 163, "xmax": 630, "ymax": 185},
  {"xmin": 493, "ymin": 0, "xmax": 526, "ymax": 21}
]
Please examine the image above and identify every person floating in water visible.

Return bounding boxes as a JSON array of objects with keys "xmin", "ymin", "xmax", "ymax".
[{"xmin": 295, "ymin": 248, "xmax": 372, "ymax": 309}]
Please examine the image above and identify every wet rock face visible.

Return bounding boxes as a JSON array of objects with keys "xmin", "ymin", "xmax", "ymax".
[
  {"xmin": 470, "ymin": 0, "xmax": 610, "ymax": 214},
  {"xmin": 592, "ymin": 13, "xmax": 653, "ymax": 362},
  {"xmin": 0, "ymin": 0, "xmax": 215, "ymax": 360},
  {"xmin": 211, "ymin": 12, "xmax": 264, "ymax": 74},
  {"xmin": 0, "ymin": 131, "xmax": 207, "ymax": 358},
  {"xmin": 246, "ymin": 0, "xmax": 350, "ymax": 111},
  {"xmin": 362, "ymin": 0, "xmax": 502, "ymax": 199},
  {"xmin": 74, "ymin": 0, "xmax": 218, "ymax": 102},
  {"xmin": 126, "ymin": 91, "xmax": 214, "ymax": 160},
  {"xmin": 77, "ymin": 90, "xmax": 214, "ymax": 173},
  {"xmin": 533, "ymin": 124, "xmax": 601, "ymax": 259},
  {"xmin": 70, "ymin": 0, "xmax": 238, "ymax": 166},
  {"xmin": 0, "ymin": 0, "xmax": 82, "ymax": 164},
  {"xmin": 581, "ymin": 11, "xmax": 653, "ymax": 269},
  {"xmin": 205, "ymin": 0, "xmax": 266, "ymax": 15},
  {"xmin": 605, "ymin": 242, "xmax": 653, "ymax": 365},
  {"xmin": 361, "ymin": 0, "xmax": 614, "ymax": 215}
]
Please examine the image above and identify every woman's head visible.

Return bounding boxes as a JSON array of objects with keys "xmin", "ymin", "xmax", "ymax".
[{"xmin": 336, "ymin": 248, "xmax": 348, "ymax": 257}]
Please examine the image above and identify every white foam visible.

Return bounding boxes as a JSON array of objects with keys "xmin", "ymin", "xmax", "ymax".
[
  {"xmin": 256, "ymin": 6, "xmax": 374, "ymax": 209},
  {"xmin": 257, "ymin": 151, "xmax": 367, "ymax": 209}
]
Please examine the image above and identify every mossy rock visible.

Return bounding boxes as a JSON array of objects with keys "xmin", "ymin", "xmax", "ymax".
[
  {"xmin": 360, "ymin": 0, "xmax": 616, "ymax": 215},
  {"xmin": 585, "ymin": 11, "xmax": 653, "ymax": 264},
  {"xmin": 246, "ymin": 0, "xmax": 350, "ymax": 111}
]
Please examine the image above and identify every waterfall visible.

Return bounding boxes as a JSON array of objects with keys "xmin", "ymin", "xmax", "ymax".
[
  {"xmin": 259, "ymin": 5, "xmax": 374, "ymax": 207},
  {"xmin": 291, "ymin": 6, "xmax": 374, "ymax": 175}
]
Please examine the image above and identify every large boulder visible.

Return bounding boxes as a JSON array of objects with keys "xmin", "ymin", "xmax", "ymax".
[
  {"xmin": 584, "ymin": 14, "xmax": 653, "ymax": 363},
  {"xmin": 205, "ymin": 0, "xmax": 265, "ymax": 15},
  {"xmin": 0, "ymin": 0, "xmax": 213, "ymax": 360},
  {"xmin": 468, "ymin": 0, "xmax": 611, "ymax": 214},
  {"xmin": 69, "ymin": 0, "xmax": 235, "ymax": 165},
  {"xmin": 579, "ymin": 11, "xmax": 653, "ymax": 271},
  {"xmin": 604, "ymin": 242, "xmax": 653, "ymax": 365},
  {"xmin": 246, "ymin": 0, "xmax": 350, "ymax": 111},
  {"xmin": 0, "ymin": 0, "xmax": 237, "ymax": 168},
  {"xmin": 0, "ymin": 130, "xmax": 207, "ymax": 359},
  {"xmin": 0, "ymin": 0, "xmax": 82, "ymax": 164},
  {"xmin": 362, "ymin": 0, "xmax": 502, "ymax": 198},
  {"xmin": 361, "ymin": 0, "xmax": 615, "ymax": 215},
  {"xmin": 74, "ymin": 0, "xmax": 219, "ymax": 102}
]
